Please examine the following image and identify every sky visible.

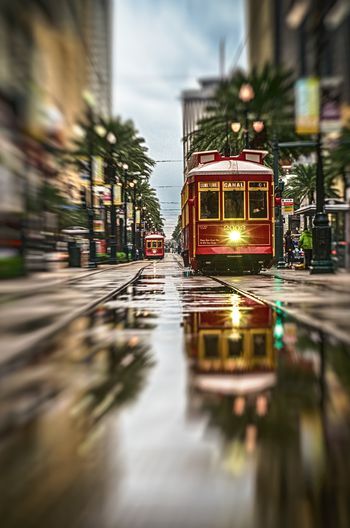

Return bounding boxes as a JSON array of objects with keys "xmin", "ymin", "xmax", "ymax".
[{"xmin": 113, "ymin": 0, "xmax": 247, "ymax": 237}]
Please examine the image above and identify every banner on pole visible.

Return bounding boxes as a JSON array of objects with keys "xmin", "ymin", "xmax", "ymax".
[
  {"xmin": 103, "ymin": 185, "xmax": 122, "ymax": 206},
  {"xmin": 93, "ymin": 156, "xmax": 104, "ymax": 184},
  {"xmin": 320, "ymin": 78, "xmax": 342, "ymax": 133},
  {"xmin": 127, "ymin": 202, "xmax": 133, "ymax": 221},
  {"xmin": 295, "ymin": 78, "xmax": 320, "ymax": 135}
]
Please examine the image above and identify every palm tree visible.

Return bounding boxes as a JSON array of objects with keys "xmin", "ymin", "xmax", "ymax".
[
  {"xmin": 284, "ymin": 163, "xmax": 340, "ymax": 206},
  {"xmin": 185, "ymin": 64, "xmax": 299, "ymax": 160},
  {"xmin": 136, "ymin": 179, "xmax": 164, "ymax": 232}
]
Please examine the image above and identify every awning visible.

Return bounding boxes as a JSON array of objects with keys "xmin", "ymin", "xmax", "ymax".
[{"xmin": 295, "ymin": 202, "xmax": 350, "ymax": 215}]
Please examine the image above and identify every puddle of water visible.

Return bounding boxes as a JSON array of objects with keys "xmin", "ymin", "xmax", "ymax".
[{"xmin": 1, "ymin": 262, "xmax": 350, "ymax": 527}]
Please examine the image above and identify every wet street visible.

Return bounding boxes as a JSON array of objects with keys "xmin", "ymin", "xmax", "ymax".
[{"xmin": 2, "ymin": 255, "xmax": 350, "ymax": 528}]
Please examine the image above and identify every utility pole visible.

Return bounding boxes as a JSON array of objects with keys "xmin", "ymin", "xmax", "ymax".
[
  {"xmin": 273, "ymin": 137, "xmax": 285, "ymax": 268},
  {"xmin": 87, "ymin": 110, "xmax": 97, "ymax": 269},
  {"xmin": 311, "ymin": 0, "xmax": 333, "ymax": 273}
]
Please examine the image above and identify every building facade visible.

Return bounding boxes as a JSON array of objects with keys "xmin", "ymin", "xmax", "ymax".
[
  {"xmin": 0, "ymin": 0, "xmax": 113, "ymax": 274},
  {"xmin": 181, "ymin": 77, "xmax": 220, "ymax": 176}
]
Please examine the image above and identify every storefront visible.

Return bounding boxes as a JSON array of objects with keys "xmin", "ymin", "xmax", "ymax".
[{"xmin": 294, "ymin": 199, "xmax": 350, "ymax": 269}]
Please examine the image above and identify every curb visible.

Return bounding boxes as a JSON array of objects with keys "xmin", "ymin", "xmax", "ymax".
[
  {"xmin": 260, "ymin": 270, "xmax": 350, "ymax": 294},
  {"xmin": 0, "ymin": 260, "xmax": 147, "ymax": 302}
]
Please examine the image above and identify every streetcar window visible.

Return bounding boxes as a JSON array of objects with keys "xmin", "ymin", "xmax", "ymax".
[
  {"xmin": 227, "ymin": 334, "xmax": 244, "ymax": 357},
  {"xmin": 152, "ymin": 241, "xmax": 157, "ymax": 248},
  {"xmin": 252, "ymin": 333, "xmax": 267, "ymax": 357},
  {"xmin": 224, "ymin": 191, "xmax": 245, "ymax": 219},
  {"xmin": 203, "ymin": 334, "xmax": 219, "ymax": 358},
  {"xmin": 249, "ymin": 190, "xmax": 268, "ymax": 219},
  {"xmin": 199, "ymin": 190, "xmax": 219, "ymax": 220},
  {"xmin": 157, "ymin": 241, "xmax": 162, "ymax": 248},
  {"xmin": 147, "ymin": 242, "xmax": 151, "ymax": 248}
]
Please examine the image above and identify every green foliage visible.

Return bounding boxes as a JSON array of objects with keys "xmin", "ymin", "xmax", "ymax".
[
  {"xmin": 39, "ymin": 182, "xmax": 87, "ymax": 231},
  {"xmin": 185, "ymin": 64, "xmax": 310, "ymax": 160},
  {"xmin": 172, "ymin": 217, "xmax": 181, "ymax": 244},
  {"xmin": 328, "ymin": 127, "xmax": 350, "ymax": 181},
  {"xmin": 60, "ymin": 109, "xmax": 163, "ymax": 232},
  {"xmin": 284, "ymin": 163, "xmax": 340, "ymax": 206}
]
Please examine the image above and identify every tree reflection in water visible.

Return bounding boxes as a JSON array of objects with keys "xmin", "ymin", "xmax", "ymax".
[{"xmin": 71, "ymin": 302, "xmax": 155, "ymax": 450}]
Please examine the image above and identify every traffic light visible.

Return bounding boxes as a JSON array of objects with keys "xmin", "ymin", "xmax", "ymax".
[
  {"xmin": 80, "ymin": 187, "xmax": 87, "ymax": 208},
  {"xmin": 274, "ymin": 180, "xmax": 284, "ymax": 206},
  {"xmin": 275, "ymin": 188, "xmax": 282, "ymax": 206}
]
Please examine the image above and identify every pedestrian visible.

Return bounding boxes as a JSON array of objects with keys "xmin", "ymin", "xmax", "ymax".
[
  {"xmin": 299, "ymin": 227, "xmax": 313, "ymax": 270},
  {"xmin": 284, "ymin": 230, "xmax": 294, "ymax": 268}
]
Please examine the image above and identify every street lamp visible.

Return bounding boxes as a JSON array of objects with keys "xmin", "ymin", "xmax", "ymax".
[
  {"xmin": 82, "ymin": 92, "xmax": 97, "ymax": 269},
  {"xmin": 122, "ymin": 163, "xmax": 129, "ymax": 261},
  {"xmin": 239, "ymin": 83, "xmax": 255, "ymax": 148},
  {"xmin": 95, "ymin": 126, "xmax": 118, "ymax": 264},
  {"xmin": 106, "ymin": 132, "xmax": 118, "ymax": 264},
  {"xmin": 310, "ymin": 0, "xmax": 333, "ymax": 274}
]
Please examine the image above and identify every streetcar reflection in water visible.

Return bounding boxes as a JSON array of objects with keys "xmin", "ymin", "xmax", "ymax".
[
  {"xmin": 181, "ymin": 149, "xmax": 274, "ymax": 274},
  {"xmin": 185, "ymin": 296, "xmax": 276, "ymax": 420}
]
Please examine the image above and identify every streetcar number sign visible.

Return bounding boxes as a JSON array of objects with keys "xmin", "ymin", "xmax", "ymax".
[{"xmin": 249, "ymin": 182, "xmax": 268, "ymax": 189}]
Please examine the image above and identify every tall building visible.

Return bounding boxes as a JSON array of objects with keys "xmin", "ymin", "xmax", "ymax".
[
  {"xmin": 83, "ymin": 0, "xmax": 113, "ymax": 118},
  {"xmin": 0, "ymin": 0, "xmax": 113, "ymax": 274},
  {"xmin": 181, "ymin": 77, "xmax": 220, "ymax": 175},
  {"xmin": 247, "ymin": 0, "xmax": 350, "ymax": 109}
]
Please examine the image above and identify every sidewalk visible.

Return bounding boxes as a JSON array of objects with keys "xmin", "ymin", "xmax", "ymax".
[{"xmin": 261, "ymin": 267, "xmax": 350, "ymax": 293}]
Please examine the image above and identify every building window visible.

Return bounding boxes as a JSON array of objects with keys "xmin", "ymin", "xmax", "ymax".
[
  {"xmin": 249, "ymin": 182, "xmax": 268, "ymax": 219},
  {"xmin": 199, "ymin": 182, "xmax": 219, "ymax": 220},
  {"xmin": 223, "ymin": 182, "xmax": 245, "ymax": 219}
]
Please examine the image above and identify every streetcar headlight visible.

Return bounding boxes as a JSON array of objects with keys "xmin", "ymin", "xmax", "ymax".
[{"xmin": 229, "ymin": 230, "xmax": 241, "ymax": 242}]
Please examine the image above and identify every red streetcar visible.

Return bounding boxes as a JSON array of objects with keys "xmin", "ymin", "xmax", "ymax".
[
  {"xmin": 144, "ymin": 233, "xmax": 165, "ymax": 259},
  {"xmin": 181, "ymin": 149, "xmax": 274, "ymax": 274}
]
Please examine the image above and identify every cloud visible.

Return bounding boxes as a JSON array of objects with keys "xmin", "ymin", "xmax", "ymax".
[{"xmin": 112, "ymin": 0, "xmax": 246, "ymax": 236}]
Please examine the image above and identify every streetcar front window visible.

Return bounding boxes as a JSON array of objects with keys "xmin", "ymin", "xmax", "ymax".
[
  {"xmin": 227, "ymin": 333, "xmax": 244, "ymax": 357},
  {"xmin": 147, "ymin": 242, "xmax": 151, "ymax": 248},
  {"xmin": 252, "ymin": 333, "xmax": 267, "ymax": 357},
  {"xmin": 203, "ymin": 334, "xmax": 219, "ymax": 358},
  {"xmin": 224, "ymin": 190, "xmax": 245, "ymax": 219},
  {"xmin": 249, "ymin": 182, "xmax": 268, "ymax": 219},
  {"xmin": 199, "ymin": 190, "xmax": 219, "ymax": 220},
  {"xmin": 152, "ymin": 241, "xmax": 157, "ymax": 248},
  {"xmin": 157, "ymin": 241, "xmax": 162, "ymax": 248}
]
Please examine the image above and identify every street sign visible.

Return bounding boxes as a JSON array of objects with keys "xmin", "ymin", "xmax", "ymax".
[
  {"xmin": 282, "ymin": 198, "xmax": 294, "ymax": 215},
  {"xmin": 295, "ymin": 77, "xmax": 320, "ymax": 134}
]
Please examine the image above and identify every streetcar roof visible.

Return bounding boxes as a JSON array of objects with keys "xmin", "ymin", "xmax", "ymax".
[
  {"xmin": 188, "ymin": 158, "xmax": 273, "ymax": 176},
  {"xmin": 144, "ymin": 234, "xmax": 165, "ymax": 239}
]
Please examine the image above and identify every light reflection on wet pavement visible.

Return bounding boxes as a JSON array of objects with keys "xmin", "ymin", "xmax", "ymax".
[
  {"xmin": 1, "ymin": 255, "xmax": 350, "ymax": 527},
  {"xmin": 220, "ymin": 275, "xmax": 350, "ymax": 341}
]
